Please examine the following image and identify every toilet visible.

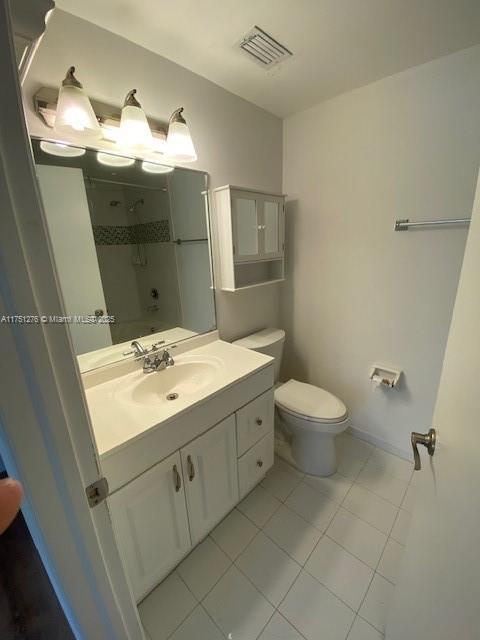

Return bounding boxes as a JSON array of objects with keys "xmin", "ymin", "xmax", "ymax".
[{"xmin": 233, "ymin": 328, "xmax": 349, "ymax": 476}]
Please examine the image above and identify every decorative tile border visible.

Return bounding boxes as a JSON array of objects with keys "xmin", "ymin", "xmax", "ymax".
[{"xmin": 93, "ymin": 220, "xmax": 170, "ymax": 245}]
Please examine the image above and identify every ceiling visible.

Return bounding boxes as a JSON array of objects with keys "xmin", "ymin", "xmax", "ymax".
[{"xmin": 55, "ymin": 0, "xmax": 480, "ymax": 117}]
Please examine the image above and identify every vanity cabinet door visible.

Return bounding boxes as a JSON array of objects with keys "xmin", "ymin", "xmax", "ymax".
[
  {"xmin": 108, "ymin": 451, "xmax": 191, "ymax": 602},
  {"xmin": 181, "ymin": 415, "xmax": 238, "ymax": 544}
]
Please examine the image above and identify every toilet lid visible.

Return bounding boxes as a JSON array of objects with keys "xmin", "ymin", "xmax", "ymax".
[{"xmin": 275, "ymin": 379, "xmax": 347, "ymax": 423}]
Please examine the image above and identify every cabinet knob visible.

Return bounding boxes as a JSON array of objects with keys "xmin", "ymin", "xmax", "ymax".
[
  {"xmin": 256, "ymin": 459, "xmax": 263, "ymax": 468},
  {"xmin": 173, "ymin": 465, "xmax": 182, "ymax": 492},
  {"xmin": 255, "ymin": 417, "xmax": 263, "ymax": 426}
]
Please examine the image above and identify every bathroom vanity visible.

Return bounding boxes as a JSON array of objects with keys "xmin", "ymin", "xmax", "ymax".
[{"xmin": 83, "ymin": 333, "xmax": 274, "ymax": 602}]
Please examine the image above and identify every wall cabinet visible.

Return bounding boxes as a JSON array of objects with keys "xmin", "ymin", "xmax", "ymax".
[
  {"xmin": 109, "ymin": 389, "xmax": 274, "ymax": 602},
  {"xmin": 212, "ymin": 185, "xmax": 285, "ymax": 291}
]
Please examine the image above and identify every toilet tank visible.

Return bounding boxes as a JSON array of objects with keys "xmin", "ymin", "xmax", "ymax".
[{"xmin": 233, "ymin": 328, "xmax": 285, "ymax": 382}]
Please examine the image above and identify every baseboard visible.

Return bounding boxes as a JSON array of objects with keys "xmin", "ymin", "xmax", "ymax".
[{"xmin": 348, "ymin": 425, "xmax": 413, "ymax": 462}]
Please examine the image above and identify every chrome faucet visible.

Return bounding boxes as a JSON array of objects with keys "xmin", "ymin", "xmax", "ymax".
[
  {"xmin": 130, "ymin": 340, "xmax": 175, "ymax": 373},
  {"xmin": 143, "ymin": 348, "xmax": 175, "ymax": 373}
]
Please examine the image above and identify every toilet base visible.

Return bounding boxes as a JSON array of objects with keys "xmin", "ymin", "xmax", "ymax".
[
  {"xmin": 275, "ymin": 410, "xmax": 349, "ymax": 477},
  {"xmin": 292, "ymin": 431, "xmax": 338, "ymax": 476},
  {"xmin": 274, "ymin": 436, "xmax": 338, "ymax": 477}
]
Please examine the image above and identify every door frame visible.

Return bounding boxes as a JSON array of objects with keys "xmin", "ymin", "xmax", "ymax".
[{"xmin": 0, "ymin": 2, "xmax": 143, "ymax": 638}]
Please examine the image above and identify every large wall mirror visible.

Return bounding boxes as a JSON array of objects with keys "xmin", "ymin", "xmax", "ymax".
[{"xmin": 32, "ymin": 139, "xmax": 216, "ymax": 372}]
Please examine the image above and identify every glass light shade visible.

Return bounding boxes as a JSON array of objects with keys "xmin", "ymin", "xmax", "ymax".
[
  {"xmin": 97, "ymin": 151, "xmax": 135, "ymax": 167},
  {"xmin": 119, "ymin": 104, "xmax": 153, "ymax": 151},
  {"xmin": 142, "ymin": 159, "xmax": 174, "ymax": 174},
  {"xmin": 40, "ymin": 140, "xmax": 86, "ymax": 157},
  {"xmin": 54, "ymin": 85, "xmax": 102, "ymax": 140},
  {"xmin": 166, "ymin": 119, "xmax": 197, "ymax": 162}
]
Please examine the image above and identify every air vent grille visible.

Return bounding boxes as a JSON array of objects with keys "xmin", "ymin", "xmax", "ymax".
[{"xmin": 239, "ymin": 26, "xmax": 292, "ymax": 67}]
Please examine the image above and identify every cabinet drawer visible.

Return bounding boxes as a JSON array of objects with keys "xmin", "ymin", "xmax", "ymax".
[
  {"xmin": 238, "ymin": 430, "xmax": 274, "ymax": 498},
  {"xmin": 236, "ymin": 389, "xmax": 274, "ymax": 456}
]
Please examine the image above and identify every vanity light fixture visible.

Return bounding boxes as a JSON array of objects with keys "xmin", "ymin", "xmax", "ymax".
[
  {"xmin": 119, "ymin": 90, "xmax": 153, "ymax": 152},
  {"xmin": 166, "ymin": 108, "xmax": 197, "ymax": 163},
  {"xmin": 39, "ymin": 140, "xmax": 86, "ymax": 157},
  {"xmin": 97, "ymin": 151, "xmax": 135, "ymax": 167},
  {"xmin": 53, "ymin": 67, "xmax": 102, "ymax": 141}
]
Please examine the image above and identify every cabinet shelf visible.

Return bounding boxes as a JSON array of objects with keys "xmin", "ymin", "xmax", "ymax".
[{"xmin": 211, "ymin": 185, "xmax": 285, "ymax": 291}]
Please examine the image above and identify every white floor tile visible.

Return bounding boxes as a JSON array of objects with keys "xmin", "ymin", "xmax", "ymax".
[
  {"xmin": 238, "ymin": 485, "xmax": 281, "ymax": 527},
  {"xmin": 263, "ymin": 505, "xmax": 321, "ymax": 565},
  {"xmin": 236, "ymin": 531, "xmax": 301, "ymax": 606},
  {"xmin": 303, "ymin": 472, "xmax": 353, "ymax": 503},
  {"xmin": 337, "ymin": 434, "xmax": 374, "ymax": 460},
  {"xmin": 359, "ymin": 573, "xmax": 395, "ymax": 633},
  {"xmin": 337, "ymin": 450, "xmax": 369, "ymax": 481},
  {"xmin": 377, "ymin": 538, "xmax": 404, "ymax": 584},
  {"xmin": 176, "ymin": 537, "xmax": 231, "ymax": 600},
  {"xmin": 366, "ymin": 449, "xmax": 413, "ymax": 482},
  {"xmin": 168, "ymin": 605, "xmax": 224, "ymax": 640},
  {"xmin": 342, "ymin": 485, "xmax": 398, "ymax": 535},
  {"xmin": 326, "ymin": 508, "xmax": 387, "ymax": 569},
  {"xmin": 203, "ymin": 565, "xmax": 274, "ymax": 640},
  {"xmin": 305, "ymin": 536, "xmax": 373, "ymax": 611},
  {"xmin": 275, "ymin": 455, "xmax": 305, "ymax": 478},
  {"xmin": 356, "ymin": 465, "xmax": 409, "ymax": 506},
  {"xmin": 261, "ymin": 462, "xmax": 302, "ymax": 501},
  {"xmin": 390, "ymin": 509, "xmax": 411, "ymax": 545},
  {"xmin": 139, "ymin": 572, "xmax": 196, "ymax": 640},
  {"xmin": 348, "ymin": 615, "xmax": 384, "ymax": 640},
  {"xmin": 279, "ymin": 570, "xmax": 355, "ymax": 640},
  {"xmin": 258, "ymin": 612, "xmax": 304, "ymax": 640},
  {"xmin": 285, "ymin": 481, "xmax": 339, "ymax": 532},
  {"xmin": 401, "ymin": 482, "xmax": 418, "ymax": 512},
  {"xmin": 337, "ymin": 436, "xmax": 374, "ymax": 480},
  {"xmin": 210, "ymin": 508, "xmax": 258, "ymax": 560}
]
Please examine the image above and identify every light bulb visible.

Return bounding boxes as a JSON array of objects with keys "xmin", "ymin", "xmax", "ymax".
[
  {"xmin": 118, "ymin": 89, "xmax": 153, "ymax": 152},
  {"xmin": 97, "ymin": 152, "xmax": 135, "ymax": 167},
  {"xmin": 166, "ymin": 108, "xmax": 197, "ymax": 163},
  {"xmin": 40, "ymin": 140, "xmax": 86, "ymax": 157},
  {"xmin": 54, "ymin": 67, "xmax": 102, "ymax": 141}
]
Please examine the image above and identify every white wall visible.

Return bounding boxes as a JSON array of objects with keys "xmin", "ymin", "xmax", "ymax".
[
  {"xmin": 282, "ymin": 45, "xmax": 480, "ymax": 457},
  {"xmin": 23, "ymin": 8, "xmax": 283, "ymax": 342}
]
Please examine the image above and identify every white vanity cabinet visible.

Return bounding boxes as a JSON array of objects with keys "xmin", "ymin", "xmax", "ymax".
[
  {"xmin": 181, "ymin": 415, "xmax": 238, "ymax": 544},
  {"xmin": 104, "ymin": 356, "xmax": 275, "ymax": 603},
  {"xmin": 212, "ymin": 185, "xmax": 285, "ymax": 290},
  {"xmin": 108, "ymin": 451, "xmax": 191, "ymax": 602}
]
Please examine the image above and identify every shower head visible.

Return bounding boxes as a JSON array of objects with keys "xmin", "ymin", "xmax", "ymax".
[{"xmin": 128, "ymin": 198, "xmax": 144, "ymax": 213}]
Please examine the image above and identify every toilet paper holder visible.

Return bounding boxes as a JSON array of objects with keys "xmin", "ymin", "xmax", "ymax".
[{"xmin": 369, "ymin": 364, "xmax": 402, "ymax": 389}]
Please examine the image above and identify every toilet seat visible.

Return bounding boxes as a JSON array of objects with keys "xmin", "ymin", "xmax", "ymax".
[{"xmin": 275, "ymin": 379, "xmax": 348, "ymax": 424}]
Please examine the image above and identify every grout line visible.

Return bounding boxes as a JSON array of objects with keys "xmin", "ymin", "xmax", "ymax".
[{"xmin": 199, "ymin": 602, "xmax": 229, "ymax": 639}]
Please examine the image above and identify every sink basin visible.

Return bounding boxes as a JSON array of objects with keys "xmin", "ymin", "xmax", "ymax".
[{"xmin": 115, "ymin": 355, "xmax": 222, "ymax": 406}]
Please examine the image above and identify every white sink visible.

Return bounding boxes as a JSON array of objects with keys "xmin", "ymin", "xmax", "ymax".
[{"xmin": 115, "ymin": 354, "xmax": 222, "ymax": 406}]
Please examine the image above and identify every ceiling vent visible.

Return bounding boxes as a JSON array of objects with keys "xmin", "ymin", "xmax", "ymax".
[{"xmin": 239, "ymin": 26, "xmax": 292, "ymax": 68}]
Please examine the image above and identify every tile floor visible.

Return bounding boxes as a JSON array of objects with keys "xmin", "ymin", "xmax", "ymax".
[{"xmin": 139, "ymin": 433, "xmax": 415, "ymax": 640}]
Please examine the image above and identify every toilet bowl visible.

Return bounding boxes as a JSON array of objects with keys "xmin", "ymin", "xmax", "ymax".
[{"xmin": 233, "ymin": 328, "xmax": 349, "ymax": 476}]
